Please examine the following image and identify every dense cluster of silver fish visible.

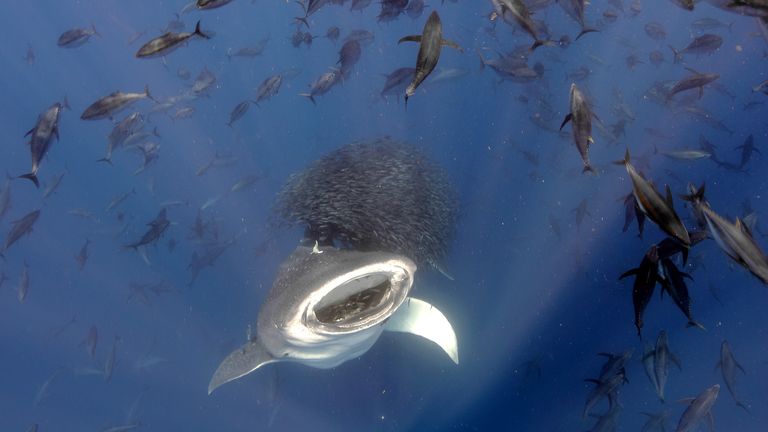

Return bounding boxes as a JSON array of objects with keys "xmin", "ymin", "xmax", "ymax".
[{"xmin": 4, "ymin": 0, "xmax": 768, "ymax": 431}]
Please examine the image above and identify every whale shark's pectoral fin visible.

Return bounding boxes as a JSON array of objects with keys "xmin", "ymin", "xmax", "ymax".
[
  {"xmin": 208, "ymin": 338, "xmax": 277, "ymax": 395},
  {"xmin": 385, "ymin": 297, "xmax": 459, "ymax": 365}
]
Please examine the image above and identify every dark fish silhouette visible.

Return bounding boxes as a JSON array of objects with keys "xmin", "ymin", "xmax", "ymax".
[
  {"xmin": 621, "ymin": 192, "xmax": 646, "ymax": 237},
  {"xmin": 1, "ymin": 210, "xmax": 40, "ymax": 259},
  {"xmin": 399, "ymin": 11, "xmax": 462, "ymax": 106},
  {"xmin": 669, "ymin": 34, "xmax": 722, "ymax": 63},
  {"xmin": 583, "ymin": 371, "xmax": 626, "ymax": 419},
  {"xmin": 124, "ymin": 209, "xmax": 170, "ymax": 250},
  {"xmin": 196, "ymin": 0, "xmax": 234, "ymax": 9},
  {"xmin": 619, "ymin": 245, "xmax": 660, "ymax": 336},
  {"xmin": 227, "ymin": 101, "xmax": 251, "ymax": 127},
  {"xmin": 380, "ymin": 67, "xmax": 416, "ymax": 102},
  {"xmin": 667, "ymin": 68, "xmax": 719, "ymax": 100},
  {"xmin": 658, "ymin": 258, "xmax": 706, "ymax": 330},
  {"xmin": 57, "ymin": 25, "xmax": 100, "ymax": 48},
  {"xmin": 136, "ymin": 21, "xmax": 210, "ymax": 58}
]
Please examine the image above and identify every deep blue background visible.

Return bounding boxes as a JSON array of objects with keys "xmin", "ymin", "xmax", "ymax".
[{"xmin": 1, "ymin": 0, "xmax": 767, "ymax": 430}]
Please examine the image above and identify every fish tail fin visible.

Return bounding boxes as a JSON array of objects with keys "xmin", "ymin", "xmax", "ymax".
[
  {"xmin": 680, "ymin": 182, "xmax": 705, "ymax": 202},
  {"xmin": 194, "ymin": 21, "xmax": 211, "ymax": 39},
  {"xmin": 575, "ymin": 27, "xmax": 599, "ymax": 41},
  {"xmin": 97, "ymin": 156, "xmax": 113, "ymax": 165},
  {"xmin": 91, "ymin": 23, "xmax": 101, "ymax": 38},
  {"xmin": 530, "ymin": 39, "xmax": 551, "ymax": 51},
  {"xmin": 294, "ymin": 16, "xmax": 310, "ymax": 28},
  {"xmin": 686, "ymin": 320, "xmax": 706, "ymax": 331},
  {"xmin": 152, "ymin": 126, "xmax": 161, "ymax": 138},
  {"xmin": 18, "ymin": 173, "xmax": 39, "ymax": 188},
  {"xmin": 62, "ymin": 95, "xmax": 71, "ymax": 110},
  {"xmin": 298, "ymin": 93, "xmax": 316, "ymax": 105},
  {"xmin": 476, "ymin": 49, "xmax": 486, "ymax": 70},
  {"xmin": 668, "ymin": 45, "xmax": 682, "ymax": 63},
  {"xmin": 144, "ymin": 85, "xmax": 156, "ymax": 102}
]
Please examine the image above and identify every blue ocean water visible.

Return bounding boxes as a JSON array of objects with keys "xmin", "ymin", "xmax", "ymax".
[{"xmin": 1, "ymin": 0, "xmax": 768, "ymax": 430}]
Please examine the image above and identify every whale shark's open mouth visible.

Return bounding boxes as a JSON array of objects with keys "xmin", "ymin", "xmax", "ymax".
[
  {"xmin": 306, "ymin": 263, "xmax": 412, "ymax": 333},
  {"xmin": 314, "ymin": 274, "xmax": 391, "ymax": 325}
]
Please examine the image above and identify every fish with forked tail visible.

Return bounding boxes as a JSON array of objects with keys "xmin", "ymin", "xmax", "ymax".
[
  {"xmin": 615, "ymin": 150, "xmax": 690, "ymax": 246},
  {"xmin": 399, "ymin": 11, "xmax": 462, "ymax": 106},
  {"xmin": 136, "ymin": 21, "xmax": 210, "ymax": 58},
  {"xmin": 20, "ymin": 101, "xmax": 66, "ymax": 187}
]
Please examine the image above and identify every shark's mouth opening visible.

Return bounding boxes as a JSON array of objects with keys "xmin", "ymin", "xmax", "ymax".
[{"xmin": 310, "ymin": 266, "xmax": 410, "ymax": 332}]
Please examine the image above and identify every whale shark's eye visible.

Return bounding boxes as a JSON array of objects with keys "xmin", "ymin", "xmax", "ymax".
[{"xmin": 315, "ymin": 274, "xmax": 392, "ymax": 325}]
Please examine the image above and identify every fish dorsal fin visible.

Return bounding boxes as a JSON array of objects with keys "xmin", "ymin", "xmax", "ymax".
[
  {"xmin": 385, "ymin": 297, "xmax": 459, "ymax": 365},
  {"xmin": 685, "ymin": 67, "xmax": 702, "ymax": 75},
  {"xmin": 665, "ymin": 184, "xmax": 674, "ymax": 207},
  {"xmin": 208, "ymin": 338, "xmax": 277, "ymax": 395},
  {"xmin": 398, "ymin": 35, "xmax": 422, "ymax": 44},
  {"xmin": 735, "ymin": 217, "xmax": 752, "ymax": 236}
]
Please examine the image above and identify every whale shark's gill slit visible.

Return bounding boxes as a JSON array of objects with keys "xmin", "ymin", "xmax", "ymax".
[{"xmin": 315, "ymin": 275, "xmax": 392, "ymax": 325}]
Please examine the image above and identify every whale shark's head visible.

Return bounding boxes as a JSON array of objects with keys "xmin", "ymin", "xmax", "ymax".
[
  {"xmin": 257, "ymin": 246, "xmax": 416, "ymax": 367},
  {"xmin": 208, "ymin": 246, "xmax": 457, "ymax": 394}
]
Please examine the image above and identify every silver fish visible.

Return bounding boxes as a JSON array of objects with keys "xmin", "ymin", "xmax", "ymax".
[
  {"xmin": 675, "ymin": 384, "xmax": 719, "ymax": 432},
  {"xmin": 615, "ymin": 150, "xmax": 690, "ymax": 246},
  {"xmin": 81, "ymin": 86, "xmax": 152, "ymax": 121},
  {"xmin": 560, "ymin": 83, "xmax": 596, "ymax": 173},
  {"xmin": 254, "ymin": 74, "xmax": 283, "ymax": 105},
  {"xmin": 717, "ymin": 340, "xmax": 748, "ymax": 411},
  {"xmin": 20, "ymin": 102, "xmax": 65, "ymax": 187},
  {"xmin": 17, "ymin": 262, "xmax": 30, "ymax": 303},
  {"xmin": 299, "ymin": 68, "xmax": 343, "ymax": 105},
  {"xmin": 652, "ymin": 330, "xmax": 681, "ymax": 402},
  {"xmin": 399, "ymin": 11, "xmax": 462, "ymax": 105},
  {"xmin": 136, "ymin": 21, "xmax": 210, "ymax": 58},
  {"xmin": 683, "ymin": 184, "xmax": 768, "ymax": 283}
]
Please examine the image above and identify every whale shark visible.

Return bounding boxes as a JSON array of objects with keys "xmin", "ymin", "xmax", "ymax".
[{"xmin": 208, "ymin": 245, "xmax": 459, "ymax": 394}]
